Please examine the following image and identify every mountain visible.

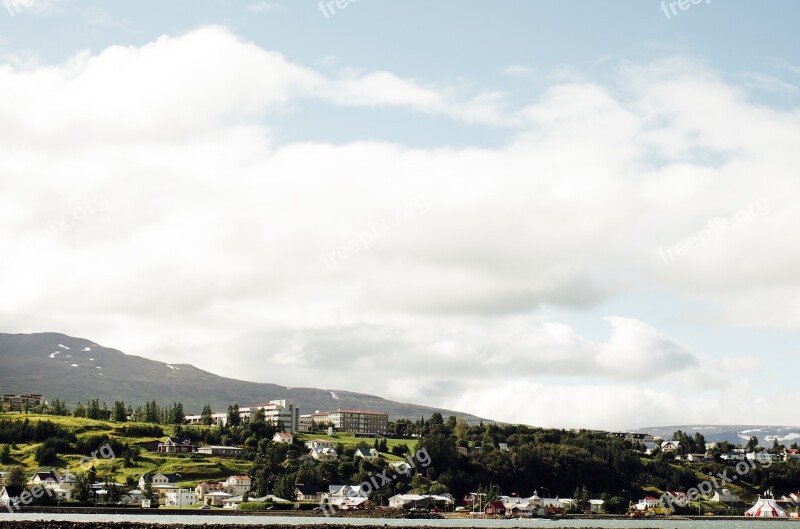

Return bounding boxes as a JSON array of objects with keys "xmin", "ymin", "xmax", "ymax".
[
  {"xmin": 633, "ymin": 425, "xmax": 800, "ymax": 447},
  {"xmin": 0, "ymin": 332, "xmax": 486, "ymax": 422}
]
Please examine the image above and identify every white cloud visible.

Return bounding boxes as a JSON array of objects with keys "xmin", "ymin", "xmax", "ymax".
[{"xmin": 1, "ymin": 27, "xmax": 799, "ymax": 428}]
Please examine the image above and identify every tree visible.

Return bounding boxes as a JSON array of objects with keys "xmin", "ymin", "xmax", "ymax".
[
  {"xmin": 171, "ymin": 402, "xmax": 185, "ymax": 424},
  {"xmin": 74, "ymin": 402, "xmax": 86, "ymax": 418},
  {"xmin": 227, "ymin": 404, "xmax": 241, "ymax": 428},
  {"xmin": 113, "ymin": 401, "xmax": 128, "ymax": 422},
  {"xmin": 3, "ymin": 465, "xmax": 26, "ymax": 487},
  {"xmin": 746, "ymin": 436, "xmax": 760, "ymax": 452},
  {"xmin": 201, "ymin": 404, "xmax": 213, "ymax": 426},
  {"xmin": 73, "ymin": 472, "xmax": 91, "ymax": 503},
  {"xmin": 272, "ymin": 474, "xmax": 296, "ymax": 501},
  {"xmin": 0, "ymin": 444, "xmax": 11, "ymax": 464}
]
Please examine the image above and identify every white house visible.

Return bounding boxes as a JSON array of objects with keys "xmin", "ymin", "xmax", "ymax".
[
  {"xmin": 164, "ymin": 489, "xmax": 198, "ymax": 507},
  {"xmin": 305, "ymin": 439, "xmax": 335, "ymax": 450},
  {"xmin": 310, "ymin": 446, "xmax": 338, "ymax": 461},
  {"xmin": 354, "ymin": 448, "xmax": 379, "ymax": 461},
  {"xmin": 747, "ymin": 452, "xmax": 781, "ymax": 463},
  {"xmin": 712, "ymin": 488, "xmax": 740, "ymax": 503},
  {"xmin": 721, "ymin": 452, "xmax": 746, "ymax": 461},
  {"xmin": 661, "ymin": 441, "xmax": 680, "ymax": 452},
  {"xmin": 223, "ymin": 475, "xmax": 251, "ymax": 496},
  {"xmin": 139, "ymin": 472, "xmax": 181, "ymax": 490},
  {"xmin": 589, "ymin": 499, "xmax": 605, "ymax": 513},
  {"xmin": 272, "ymin": 432, "xmax": 293, "ymax": 444}
]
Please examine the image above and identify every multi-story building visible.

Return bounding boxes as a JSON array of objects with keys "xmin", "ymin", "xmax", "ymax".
[
  {"xmin": 1, "ymin": 394, "xmax": 43, "ymax": 411},
  {"xmin": 185, "ymin": 399, "xmax": 299, "ymax": 432},
  {"xmin": 326, "ymin": 410, "xmax": 389, "ymax": 436}
]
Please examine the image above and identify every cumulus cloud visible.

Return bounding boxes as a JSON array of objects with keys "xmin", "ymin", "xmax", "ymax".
[{"xmin": 0, "ymin": 27, "xmax": 798, "ymax": 428}]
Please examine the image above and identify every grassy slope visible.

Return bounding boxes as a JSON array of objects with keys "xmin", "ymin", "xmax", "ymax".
[{"xmin": 1, "ymin": 414, "xmax": 417, "ymax": 486}]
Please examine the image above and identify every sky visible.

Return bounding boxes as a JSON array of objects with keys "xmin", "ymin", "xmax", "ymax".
[{"xmin": 1, "ymin": 0, "xmax": 800, "ymax": 430}]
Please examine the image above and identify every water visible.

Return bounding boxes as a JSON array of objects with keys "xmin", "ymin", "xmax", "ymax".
[{"xmin": 0, "ymin": 513, "xmax": 798, "ymax": 528}]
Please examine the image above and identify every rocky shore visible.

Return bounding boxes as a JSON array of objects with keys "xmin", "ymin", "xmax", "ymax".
[{"xmin": 0, "ymin": 520, "xmax": 660, "ymax": 529}]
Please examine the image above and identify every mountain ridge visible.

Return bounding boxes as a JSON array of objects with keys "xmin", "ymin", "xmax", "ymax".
[{"xmin": 0, "ymin": 332, "xmax": 486, "ymax": 423}]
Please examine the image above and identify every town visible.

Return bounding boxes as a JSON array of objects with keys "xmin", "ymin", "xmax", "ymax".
[{"xmin": 2, "ymin": 393, "xmax": 800, "ymax": 518}]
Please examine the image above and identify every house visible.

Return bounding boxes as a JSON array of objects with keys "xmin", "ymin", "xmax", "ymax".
[
  {"xmin": 196, "ymin": 481, "xmax": 225, "ymax": 501},
  {"xmin": 157, "ymin": 437, "xmax": 193, "ymax": 454},
  {"xmin": 456, "ymin": 446, "xmax": 469, "ymax": 456},
  {"xmin": 686, "ymin": 453, "xmax": 710, "ymax": 462},
  {"xmin": 164, "ymin": 489, "xmax": 198, "ymax": 507},
  {"xmin": 498, "ymin": 443, "xmax": 509, "ymax": 451},
  {"xmin": 304, "ymin": 439, "xmax": 335, "ymax": 450},
  {"xmin": 635, "ymin": 496, "xmax": 662, "ymax": 511},
  {"xmin": 195, "ymin": 446, "xmax": 246, "ymax": 458},
  {"xmin": 58, "ymin": 473, "xmax": 77, "ymax": 491},
  {"xmin": 29, "ymin": 470, "xmax": 59, "ymax": 488},
  {"xmin": 784, "ymin": 449, "xmax": 800, "ymax": 461},
  {"xmin": 354, "ymin": 448, "xmax": 379, "ymax": 461},
  {"xmin": 589, "ymin": 499, "xmax": 605, "ymax": 513},
  {"xmin": 203, "ymin": 491, "xmax": 231, "ymax": 506},
  {"xmin": 747, "ymin": 452, "xmax": 781, "ymax": 463},
  {"xmin": 309, "ymin": 446, "xmax": 338, "ymax": 461},
  {"xmin": 223, "ymin": 476, "xmax": 251, "ymax": 497},
  {"xmin": 712, "ymin": 488, "xmax": 740, "ymax": 503},
  {"xmin": 0, "ymin": 485, "xmax": 24, "ymax": 506},
  {"xmin": 721, "ymin": 452, "xmax": 746, "ymax": 461},
  {"xmin": 272, "ymin": 432, "xmax": 293, "ymax": 444},
  {"xmin": 139, "ymin": 472, "xmax": 181, "ymax": 490},
  {"xmin": 295, "ymin": 484, "xmax": 324, "ymax": 502},
  {"xmin": 339, "ymin": 496, "xmax": 367, "ymax": 510},
  {"xmin": 484, "ymin": 499, "xmax": 506, "ymax": 515},
  {"xmin": 389, "ymin": 494, "xmax": 454, "ymax": 509},
  {"xmin": 661, "ymin": 441, "xmax": 680, "ymax": 452}
]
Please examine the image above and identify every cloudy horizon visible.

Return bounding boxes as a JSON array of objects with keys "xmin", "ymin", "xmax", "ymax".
[{"xmin": 1, "ymin": 1, "xmax": 799, "ymax": 431}]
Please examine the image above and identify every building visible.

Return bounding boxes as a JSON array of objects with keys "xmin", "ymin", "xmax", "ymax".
[
  {"xmin": 196, "ymin": 481, "xmax": 225, "ymax": 502},
  {"xmin": 721, "ymin": 452, "xmax": 746, "ymax": 461},
  {"xmin": 164, "ymin": 489, "xmax": 198, "ymax": 507},
  {"xmin": 318, "ymin": 410, "xmax": 388, "ymax": 436},
  {"xmin": 195, "ymin": 445, "xmax": 246, "ymax": 458},
  {"xmin": 29, "ymin": 470, "xmax": 59, "ymax": 488},
  {"xmin": 747, "ymin": 452, "xmax": 781, "ymax": 463},
  {"xmin": 223, "ymin": 476, "xmax": 251, "ymax": 496},
  {"xmin": 157, "ymin": 437, "xmax": 193, "ymax": 453},
  {"xmin": 712, "ymin": 488, "xmax": 740, "ymax": 503},
  {"xmin": 354, "ymin": 448, "xmax": 379, "ymax": 461},
  {"xmin": 310, "ymin": 446, "xmax": 338, "ymax": 461},
  {"xmin": 304, "ymin": 439, "xmax": 335, "ymax": 450},
  {"xmin": 661, "ymin": 441, "xmax": 680, "ymax": 452},
  {"xmin": 484, "ymin": 500, "xmax": 506, "ymax": 515},
  {"xmin": 1, "ymin": 394, "xmax": 43, "ymax": 412},
  {"xmin": 272, "ymin": 432, "xmax": 293, "ymax": 444},
  {"xmin": 185, "ymin": 399, "xmax": 299, "ymax": 432},
  {"xmin": 0, "ymin": 485, "xmax": 23, "ymax": 507},
  {"xmin": 295, "ymin": 484, "xmax": 324, "ymax": 502},
  {"xmin": 139, "ymin": 472, "xmax": 181, "ymax": 490}
]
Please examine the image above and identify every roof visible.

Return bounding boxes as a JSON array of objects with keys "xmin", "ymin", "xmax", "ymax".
[
  {"xmin": 1, "ymin": 486, "xmax": 23, "ymax": 499},
  {"xmin": 228, "ymin": 475, "xmax": 250, "ymax": 480},
  {"xmin": 328, "ymin": 409, "xmax": 387, "ymax": 415},
  {"xmin": 355, "ymin": 448, "xmax": 375, "ymax": 456},
  {"xmin": 486, "ymin": 500, "xmax": 506, "ymax": 509},
  {"xmin": 295, "ymin": 484, "xmax": 322, "ymax": 495},
  {"xmin": 273, "ymin": 432, "xmax": 293, "ymax": 438}
]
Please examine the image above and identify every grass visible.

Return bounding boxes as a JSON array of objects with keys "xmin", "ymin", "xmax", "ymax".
[{"xmin": 0, "ymin": 413, "xmax": 251, "ymax": 487}]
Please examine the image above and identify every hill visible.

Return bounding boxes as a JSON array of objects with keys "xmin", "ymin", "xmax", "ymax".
[
  {"xmin": 0, "ymin": 332, "xmax": 485, "ymax": 422},
  {"xmin": 633, "ymin": 425, "xmax": 800, "ymax": 447}
]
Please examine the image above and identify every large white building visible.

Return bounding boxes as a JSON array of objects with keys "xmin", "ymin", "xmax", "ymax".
[{"xmin": 186, "ymin": 399, "xmax": 299, "ymax": 432}]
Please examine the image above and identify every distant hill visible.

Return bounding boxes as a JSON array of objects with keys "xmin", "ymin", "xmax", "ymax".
[
  {"xmin": 0, "ymin": 332, "xmax": 486, "ymax": 422},
  {"xmin": 633, "ymin": 425, "xmax": 800, "ymax": 446}
]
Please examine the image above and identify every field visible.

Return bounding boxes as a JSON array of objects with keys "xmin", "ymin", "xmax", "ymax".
[{"xmin": 0, "ymin": 413, "xmax": 417, "ymax": 486}]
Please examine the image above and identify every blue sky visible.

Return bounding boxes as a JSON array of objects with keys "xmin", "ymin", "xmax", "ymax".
[{"xmin": 1, "ymin": 1, "xmax": 799, "ymax": 429}]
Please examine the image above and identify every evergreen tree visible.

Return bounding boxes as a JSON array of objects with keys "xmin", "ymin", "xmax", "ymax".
[{"xmin": 201, "ymin": 404, "xmax": 213, "ymax": 426}]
